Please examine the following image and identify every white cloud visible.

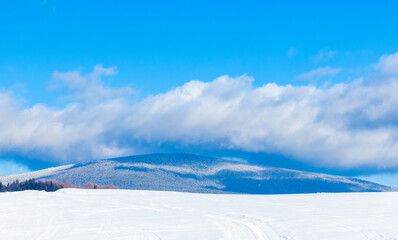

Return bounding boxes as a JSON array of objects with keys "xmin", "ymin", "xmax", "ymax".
[
  {"xmin": 1, "ymin": 55, "xmax": 398, "ymax": 170},
  {"xmin": 296, "ymin": 66, "xmax": 341, "ymax": 81},
  {"xmin": 313, "ymin": 49, "xmax": 338, "ymax": 63},
  {"xmin": 0, "ymin": 65, "xmax": 136, "ymax": 162},
  {"xmin": 49, "ymin": 64, "xmax": 134, "ymax": 103},
  {"xmin": 127, "ymin": 75, "xmax": 398, "ymax": 169},
  {"xmin": 377, "ymin": 52, "xmax": 398, "ymax": 75}
]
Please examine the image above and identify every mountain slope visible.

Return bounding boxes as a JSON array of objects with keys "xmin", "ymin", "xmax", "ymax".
[{"xmin": 1, "ymin": 154, "xmax": 394, "ymax": 194}]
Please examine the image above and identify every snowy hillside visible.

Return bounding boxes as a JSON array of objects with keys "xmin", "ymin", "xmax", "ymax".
[
  {"xmin": 0, "ymin": 154, "xmax": 394, "ymax": 194},
  {"xmin": 0, "ymin": 164, "xmax": 74, "ymax": 184},
  {"xmin": 1, "ymin": 189, "xmax": 398, "ymax": 240}
]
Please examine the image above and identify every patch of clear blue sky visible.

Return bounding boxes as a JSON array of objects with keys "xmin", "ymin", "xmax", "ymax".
[
  {"xmin": 1, "ymin": 1, "xmax": 398, "ymax": 186},
  {"xmin": 1, "ymin": 0, "xmax": 398, "ymax": 106}
]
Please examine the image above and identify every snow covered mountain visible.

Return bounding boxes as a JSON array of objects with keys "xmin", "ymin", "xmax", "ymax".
[{"xmin": 0, "ymin": 153, "xmax": 394, "ymax": 194}]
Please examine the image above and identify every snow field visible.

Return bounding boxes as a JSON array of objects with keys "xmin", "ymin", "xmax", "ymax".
[{"xmin": 0, "ymin": 189, "xmax": 397, "ymax": 239}]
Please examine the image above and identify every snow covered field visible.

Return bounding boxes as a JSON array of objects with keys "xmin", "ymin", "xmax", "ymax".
[{"xmin": 1, "ymin": 189, "xmax": 397, "ymax": 240}]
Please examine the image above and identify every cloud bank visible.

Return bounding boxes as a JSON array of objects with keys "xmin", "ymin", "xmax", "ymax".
[
  {"xmin": 1, "ymin": 53, "xmax": 398, "ymax": 170},
  {"xmin": 378, "ymin": 52, "xmax": 398, "ymax": 76}
]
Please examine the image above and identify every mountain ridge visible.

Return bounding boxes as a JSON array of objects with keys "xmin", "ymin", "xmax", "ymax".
[{"xmin": 0, "ymin": 153, "xmax": 394, "ymax": 194}]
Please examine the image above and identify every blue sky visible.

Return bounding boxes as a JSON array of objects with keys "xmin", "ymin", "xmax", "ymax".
[
  {"xmin": 1, "ymin": 1, "xmax": 398, "ymax": 186},
  {"xmin": 2, "ymin": 0, "xmax": 397, "ymax": 103}
]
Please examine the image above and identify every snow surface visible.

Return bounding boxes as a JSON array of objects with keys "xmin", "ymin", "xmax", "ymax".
[{"xmin": 1, "ymin": 189, "xmax": 398, "ymax": 239}]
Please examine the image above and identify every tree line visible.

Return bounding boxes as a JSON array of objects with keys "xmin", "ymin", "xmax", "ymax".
[{"xmin": 0, "ymin": 179, "xmax": 63, "ymax": 192}]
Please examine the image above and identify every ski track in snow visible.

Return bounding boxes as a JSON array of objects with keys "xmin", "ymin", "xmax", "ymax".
[{"xmin": 1, "ymin": 189, "xmax": 398, "ymax": 240}]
